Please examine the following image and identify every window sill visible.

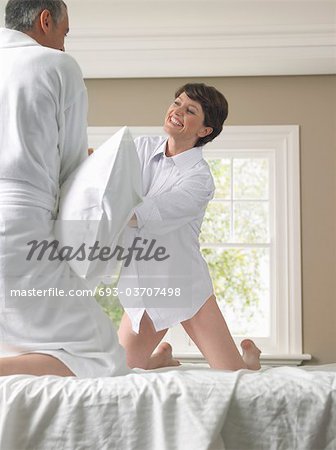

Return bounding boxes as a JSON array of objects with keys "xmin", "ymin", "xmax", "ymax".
[{"xmin": 175, "ymin": 353, "xmax": 312, "ymax": 367}]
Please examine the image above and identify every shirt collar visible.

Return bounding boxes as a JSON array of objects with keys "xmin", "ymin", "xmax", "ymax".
[
  {"xmin": 150, "ymin": 139, "xmax": 167, "ymax": 160},
  {"xmin": 171, "ymin": 146, "xmax": 203, "ymax": 173},
  {"xmin": 150, "ymin": 138, "xmax": 204, "ymax": 173}
]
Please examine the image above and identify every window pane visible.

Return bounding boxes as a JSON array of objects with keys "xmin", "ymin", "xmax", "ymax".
[
  {"xmin": 200, "ymin": 201, "xmax": 231, "ymax": 243},
  {"xmin": 207, "ymin": 158, "xmax": 231, "ymax": 199},
  {"xmin": 201, "ymin": 247, "xmax": 270, "ymax": 337},
  {"xmin": 234, "ymin": 158, "xmax": 269, "ymax": 200},
  {"xmin": 234, "ymin": 201, "xmax": 269, "ymax": 243}
]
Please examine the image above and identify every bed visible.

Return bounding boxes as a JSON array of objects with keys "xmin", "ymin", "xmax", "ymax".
[{"xmin": 0, "ymin": 364, "xmax": 335, "ymax": 450}]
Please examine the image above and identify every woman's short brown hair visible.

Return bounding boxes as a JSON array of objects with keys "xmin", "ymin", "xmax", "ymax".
[{"xmin": 175, "ymin": 83, "xmax": 228, "ymax": 147}]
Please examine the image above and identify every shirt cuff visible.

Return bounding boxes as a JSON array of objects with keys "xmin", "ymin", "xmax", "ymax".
[{"xmin": 134, "ymin": 198, "xmax": 162, "ymax": 229}]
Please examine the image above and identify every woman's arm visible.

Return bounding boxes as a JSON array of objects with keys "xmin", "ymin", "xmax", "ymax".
[{"xmin": 133, "ymin": 172, "xmax": 214, "ymax": 235}]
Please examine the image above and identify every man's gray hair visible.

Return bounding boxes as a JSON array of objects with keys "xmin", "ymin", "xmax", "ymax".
[{"xmin": 5, "ymin": 0, "xmax": 67, "ymax": 31}]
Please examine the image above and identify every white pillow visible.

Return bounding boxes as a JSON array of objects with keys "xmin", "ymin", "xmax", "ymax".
[{"xmin": 55, "ymin": 127, "xmax": 142, "ymax": 284}]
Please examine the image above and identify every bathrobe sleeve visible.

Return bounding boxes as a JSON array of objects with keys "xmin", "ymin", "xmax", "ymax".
[{"xmin": 56, "ymin": 55, "xmax": 88, "ymax": 187}]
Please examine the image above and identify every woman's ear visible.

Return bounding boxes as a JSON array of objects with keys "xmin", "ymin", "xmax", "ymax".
[{"xmin": 198, "ymin": 126, "xmax": 213, "ymax": 138}]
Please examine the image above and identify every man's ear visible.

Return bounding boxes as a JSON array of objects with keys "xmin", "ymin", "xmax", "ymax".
[
  {"xmin": 39, "ymin": 9, "xmax": 52, "ymax": 34},
  {"xmin": 198, "ymin": 126, "xmax": 213, "ymax": 138}
]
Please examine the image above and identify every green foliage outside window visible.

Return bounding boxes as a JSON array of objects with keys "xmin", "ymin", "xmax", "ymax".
[{"xmin": 96, "ymin": 284, "xmax": 124, "ymax": 327}]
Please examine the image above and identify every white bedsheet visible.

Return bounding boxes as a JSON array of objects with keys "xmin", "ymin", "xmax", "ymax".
[
  {"xmin": 0, "ymin": 365, "xmax": 335, "ymax": 450},
  {"xmin": 222, "ymin": 364, "xmax": 336, "ymax": 450}
]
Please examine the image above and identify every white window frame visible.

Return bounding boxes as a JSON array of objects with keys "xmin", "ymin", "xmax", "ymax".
[{"xmin": 88, "ymin": 125, "xmax": 311, "ymax": 366}]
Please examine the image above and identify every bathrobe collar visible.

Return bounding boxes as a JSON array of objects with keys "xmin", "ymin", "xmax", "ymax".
[{"xmin": 0, "ymin": 27, "xmax": 40, "ymax": 49}]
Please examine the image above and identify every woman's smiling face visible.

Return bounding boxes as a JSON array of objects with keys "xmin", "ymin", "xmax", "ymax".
[{"xmin": 163, "ymin": 92, "xmax": 213, "ymax": 148}]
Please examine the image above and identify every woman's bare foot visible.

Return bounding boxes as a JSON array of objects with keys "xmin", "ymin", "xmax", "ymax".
[
  {"xmin": 240, "ymin": 339, "xmax": 261, "ymax": 370},
  {"xmin": 147, "ymin": 342, "xmax": 181, "ymax": 370}
]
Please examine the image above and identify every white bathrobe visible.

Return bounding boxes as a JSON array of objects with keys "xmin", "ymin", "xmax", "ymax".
[{"xmin": 0, "ymin": 28, "xmax": 129, "ymax": 377}]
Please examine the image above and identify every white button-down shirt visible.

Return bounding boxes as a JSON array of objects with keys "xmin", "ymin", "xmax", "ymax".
[{"xmin": 118, "ymin": 135, "xmax": 215, "ymax": 332}]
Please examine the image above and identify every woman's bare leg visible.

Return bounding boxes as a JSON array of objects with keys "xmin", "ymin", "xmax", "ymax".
[
  {"xmin": 118, "ymin": 312, "xmax": 180, "ymax": 369},
  {"xmin": 0, "ymin": 353, "xmax": 74, "ymax": 377},
  {"xmin": 181, "ymin": 295, "xmax": 261, "ymax": 370}
]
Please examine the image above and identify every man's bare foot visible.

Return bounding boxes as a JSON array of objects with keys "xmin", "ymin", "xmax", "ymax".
[
  {"xmin": 147, "ymin": 342, "xmax": 181, "ymax": 370},
  {"xmin": 240, "ymin": 339, "xmax": 261, "ymax": 370}
]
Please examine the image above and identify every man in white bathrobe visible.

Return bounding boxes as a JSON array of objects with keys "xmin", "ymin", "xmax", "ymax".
[{"xmin": 0, "ymin": 0, "xmax": 155, "ymax": 377}]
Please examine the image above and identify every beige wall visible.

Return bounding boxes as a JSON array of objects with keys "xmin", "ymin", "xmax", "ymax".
[{"xmin": 85, "ymin": 75, "xmax": 336, "ymax": 364}]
